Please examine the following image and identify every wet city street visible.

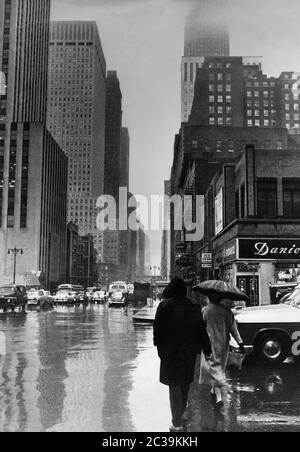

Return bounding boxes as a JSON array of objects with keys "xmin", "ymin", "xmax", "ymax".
[{"xmin": 0, "ymin": 304, "xmax": 300, "ymax": 432}]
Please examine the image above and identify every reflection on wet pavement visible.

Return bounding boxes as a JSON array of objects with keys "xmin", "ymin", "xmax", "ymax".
[{"xmin": 0, "ymin": 305, "xmax": 300, "ymax": 432}]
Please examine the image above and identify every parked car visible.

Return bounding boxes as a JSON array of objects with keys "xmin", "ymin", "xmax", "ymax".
[
  {"xmin": 86, "ymin": 287, "xmax": 99, "ymax": 301},
  {"xmin": 0, "ymin": 285, "xmax": 28, "ymax": 312},
  {"xmin": 269, "ymin": 282, "xmax": 298, "ymax": 304},
  {"xmin": 92, "ymin": 290, "xmax": 108, "ymax": 304},
  {"xmin": 27, "ymin": 289, "xmax": 54, "ymax": 307},
  {"xmin": 54, "ymin": 290, "xmax": 77, "ymax": 304},
  {"xmin": 231, "ymin": 292, "xmax": 300, "ymax": 364},
  {"xmin": 108, "ymin": 291, "xmax": 128, "ymax": 308}
]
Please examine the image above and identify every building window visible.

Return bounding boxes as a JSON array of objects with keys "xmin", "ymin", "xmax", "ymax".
[
  {"xmin": 277, "ymin": 140, "xmax": 283, "ymax": 150},
  {"xmin": 217, "ymin": 73, "xmax": 223, "ymax": 81},
  {"xmin": 216, "ymin": 141, "xmax": 222, "ymax": 152},
  {"xmin": 257, "ymin": 179, "xmax": 277, "ymax": 218},
  {"xmin": 240, "ymin": 184, "xmax": 245, "ymax": 218},
  {"xmin": 283, "ymin": 180, "xmax": 300, "ymax": 218},
  {"xmin": 191, "ymin": 140, "xmax": 198, "ymax": 149},
  {"xmin": 217, "ymin": 96, "xmax": 223, "ymax": 103},
  {"xmin": 209, "ymin": 117, "xmax": 215, "ymax": 125},
  {"xmin": 265, "ymin": 140, "xmax": 271, "ymax": 149},
  {"xmin": 217, "ymin": 118, "xmax": 224, "ymax": 125},
  {"xmin": 228, "ymin": 140, "xmax": 234, "ymax": 152},
  {"xmin": 209, "ymin": 106, "xmax": 215, "ymax": 114}
]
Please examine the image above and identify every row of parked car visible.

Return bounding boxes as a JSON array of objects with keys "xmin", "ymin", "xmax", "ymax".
[{"xmin": 0, "ymin": 283, "xmax": 131, "ymax": 313}]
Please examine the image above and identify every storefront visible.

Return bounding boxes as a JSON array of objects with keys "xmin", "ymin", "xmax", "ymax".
[{"xmin": 213, "ymin": 238, "xmax": 300, "ymax": 306}]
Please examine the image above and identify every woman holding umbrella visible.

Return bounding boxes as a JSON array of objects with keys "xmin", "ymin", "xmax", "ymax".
[{"xmin": 193, "ymin": 281, "xmax": 248, "ymax": 408}]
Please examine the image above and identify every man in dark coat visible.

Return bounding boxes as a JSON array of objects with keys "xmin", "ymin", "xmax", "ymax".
[{"xmin": 154, "ymin": 277, "xmax": 211, "ymax": 432}]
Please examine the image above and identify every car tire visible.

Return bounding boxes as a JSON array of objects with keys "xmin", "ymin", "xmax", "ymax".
[{"xmin": 255, "ymin": 333, "xmax": 289, "ymax": 365}]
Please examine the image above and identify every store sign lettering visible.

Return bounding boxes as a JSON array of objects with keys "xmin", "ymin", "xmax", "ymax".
[
  {"xmin": 254, "ymin": 242, "xmax": 300, "ymax": 257},
  {"xmin": 239, "ymin": 239, "xmax": 300, "ymax": 260}
]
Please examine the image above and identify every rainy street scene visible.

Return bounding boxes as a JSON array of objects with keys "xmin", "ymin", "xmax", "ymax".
[
  {"xmin": 2, "ymin": 0, "xmax": 300, "ymax": 435},
  {"xmin": 1, "ymin": 304, "xmax": 300, "ymax": 433}
]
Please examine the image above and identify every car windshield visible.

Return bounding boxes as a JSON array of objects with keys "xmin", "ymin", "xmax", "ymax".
[
  {"xmin": 0, "ymin": 287, "xmax": 14, "ymax": 295},
  {"xmin": 282, "ymin": 288, "xmax": 300, "ymax": 308}
]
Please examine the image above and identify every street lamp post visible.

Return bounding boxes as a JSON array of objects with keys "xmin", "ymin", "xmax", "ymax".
[{"xmin": 8, "ymin": 247, "xmax": 23, "ymax": 285}]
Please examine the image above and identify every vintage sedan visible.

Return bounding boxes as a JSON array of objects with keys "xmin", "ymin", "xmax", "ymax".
[
  {"xmin": 54, "ymin": 290, "xmax": 77, "ymax": 305},
  {"xmin": 92, "ymin": 290, "xmax": 108, "ymax": 304},
  {"xmin": 232, "ymin": 290, "xmax": 300, "ymax": 364},
  {"xmin": 27, "ymin": 289, "xmax": 53, "ymax": 307},
  {"xmin": 108, "ymin": 291, "xmax": 128, "ymax": 308}
]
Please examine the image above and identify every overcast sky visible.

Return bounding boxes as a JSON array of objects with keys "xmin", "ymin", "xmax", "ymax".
[{"xmin": 51, "ymin": 0, "xmax": 300, "ymax": 266}]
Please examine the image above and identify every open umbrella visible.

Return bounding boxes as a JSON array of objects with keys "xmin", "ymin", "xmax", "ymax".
[{"xmin": 192, "ymin": 280, "xmax": 249, "ymax": 302}]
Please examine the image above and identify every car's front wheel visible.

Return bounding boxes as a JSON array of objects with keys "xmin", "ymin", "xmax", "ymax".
[{"xmin": 256, "ymin": 334, "xmax": 289, "ymax": 365}]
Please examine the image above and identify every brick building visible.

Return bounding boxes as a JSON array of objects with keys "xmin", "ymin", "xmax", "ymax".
[
  {"xmin": 199, "ymin": 143, "xmax": 300, "ymax": 306},
  {"xmin": 189, "ymin": 56, "xmax": 279, "ymax": 128},
  {"xmin": 170, "ymin": 125, "xmax": 291, "ymax": 278}
]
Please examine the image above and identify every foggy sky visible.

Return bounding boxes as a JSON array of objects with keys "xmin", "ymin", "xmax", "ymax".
[{"xmin": 51, "ymin": 0, "xmax": 300, "ymax": 266}]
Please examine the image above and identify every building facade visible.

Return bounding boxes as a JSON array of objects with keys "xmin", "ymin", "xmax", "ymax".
[
  {"xmin": 161, "ymin": 180, "xmax": 171, "ymax": 280},
  {"xmin": 104, "ymin": 71, "xmax": 122, "ymax": 201},
  {"xmin": 47, "ymin": 21, "xmax": 107, "ymax": 260},
  {"xmin": 120, "ymin": 127, "xmax": 130, "ymax": 189},
  {"xmin": 170, "ymin": 125, "xmax": 291, "ymax": 278},
  {"xmin": 201, "ymin": 143, "xmax": 300, "ymax": 306},
  {"xmin": 0, "ymin": 0, "xmax": 68, "ymax": 288}
]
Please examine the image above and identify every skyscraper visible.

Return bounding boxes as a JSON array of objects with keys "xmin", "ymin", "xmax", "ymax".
[
  {"xmin": 0, "ymin": 0, "xmax": 68, "ymax": 287},
  {"xmin": 104, "ymin": 71, "xmax": 122, "ymax": 201},
  {"xmin": 184, "ymin": 0, "xmax": 230, "ymax": 58},
  {"xmin": 181, "ymin": 0, "xmax": 230, "ymax": 122},
  {"xmin": 47, "ymin": 21, "xmax": 107, "ymax": 259},
  {"xmin": 120, "ymin": 127, "xmax": 130, "ymax": 189}
]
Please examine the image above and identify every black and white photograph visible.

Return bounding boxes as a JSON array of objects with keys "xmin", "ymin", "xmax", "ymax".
[{"xmin": 1, "ymin": 0, "xmax": 300, "ymax": 436}]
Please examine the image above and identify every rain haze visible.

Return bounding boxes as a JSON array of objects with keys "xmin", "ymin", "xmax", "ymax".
[{"xmin": 51, "ymin": 0, "xmax": 300, "ymax": 264}]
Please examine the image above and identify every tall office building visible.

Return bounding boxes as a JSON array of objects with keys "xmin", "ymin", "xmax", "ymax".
[
  {"xmin": 47, "ymin": 21, "xmax": 107, "ymax": 260},
  {"xmin": 120, "ymin": 127, "xmax": 130, "ymax": 189},
  {"xmin": 181, "ymin": 0, "xmax": 230, "ymax": 122},
  {"xmin": 104, "ymin": 71, "xmax": 123, "ymax": 201},
  {"xmin": 161, "ymin": 180, "xmax": 171, "ymax": 280},
  {"xmin": 0, "ymin": 0, "xmax": 68, "ymax": 287}
]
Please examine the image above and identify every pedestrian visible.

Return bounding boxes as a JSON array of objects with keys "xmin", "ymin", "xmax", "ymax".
[
  {"xmin": 202, "ymin": 292, "xmax": 245, "ymax": 408},
  {"xmin": 154, "ymin": 277, "xmax": 211, "ymax": 432}
]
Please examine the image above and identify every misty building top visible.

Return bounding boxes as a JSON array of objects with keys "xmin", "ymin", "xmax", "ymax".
[{"xmin": 184, "ymin": 0, "xmax": 230, "ymax": 57}]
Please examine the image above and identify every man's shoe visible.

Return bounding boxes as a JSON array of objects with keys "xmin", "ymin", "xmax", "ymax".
[{"xmin": 169, "ymin": 424, "xmax": 184, "ymax": 433}]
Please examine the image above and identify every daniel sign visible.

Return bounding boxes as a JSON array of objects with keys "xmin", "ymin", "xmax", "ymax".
[{"xmin": 239, "ymin": 239, "xmax": 300, "ymax": 261}]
